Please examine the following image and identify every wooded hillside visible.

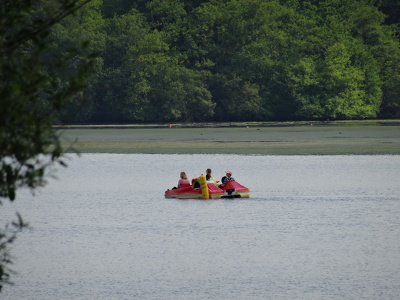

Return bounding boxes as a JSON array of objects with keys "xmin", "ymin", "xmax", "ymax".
[{"xmin": 51, "ymin": 0, "xmax": 400, "ymax": 122}]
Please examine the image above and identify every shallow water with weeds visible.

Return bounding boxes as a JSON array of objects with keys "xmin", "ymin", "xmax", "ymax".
[{"xmin": 60, "ymin": 124, "xmax": 400, "ymax": 155}]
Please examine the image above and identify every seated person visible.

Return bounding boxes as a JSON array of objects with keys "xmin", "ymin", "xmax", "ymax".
[
  {"xmin": 206, "ymin": 168, "xmax": 216, "ymax": 183},
  {"xmin": 219, "ymin": 170, "xmax": 235, "ymax": 188},
  {"xmin": 206, "ymin": 173, "xmax": 218, "ymax": 185},
  {"xmin": 174, "ymin": 171, "xmax": 190, "ymax": 189},
  {"xmin": 192, "ymin": 177, "xmax": 200, "ymax": 188}
]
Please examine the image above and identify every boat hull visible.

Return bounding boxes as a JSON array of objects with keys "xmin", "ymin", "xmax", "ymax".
[{"xmin": 165, "ymin": 181, "xmax": 250, "ymax": 199}]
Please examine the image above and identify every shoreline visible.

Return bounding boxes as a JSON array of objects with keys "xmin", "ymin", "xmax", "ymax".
[
  {"xmin": 56, "ymin": 119, "xmax": 400, "ymax": 130},
  {"xmin": 59, "ymin": 121, "xmax": 400, "ymax": 155}
]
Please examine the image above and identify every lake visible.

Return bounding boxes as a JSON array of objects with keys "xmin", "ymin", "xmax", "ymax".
[{"xmin": 2, "ymin": 154, "xmax": 400, "ymax": 299}]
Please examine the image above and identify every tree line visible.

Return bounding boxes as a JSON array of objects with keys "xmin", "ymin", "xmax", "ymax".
[{"xmin": 51, "ymin": 0, "xmax": 400, "ymax": 123}]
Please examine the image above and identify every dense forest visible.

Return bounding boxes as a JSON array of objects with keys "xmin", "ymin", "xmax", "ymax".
[{"xmin": 50, "ymin": 0, "xmax": 400, "ymax": 122}]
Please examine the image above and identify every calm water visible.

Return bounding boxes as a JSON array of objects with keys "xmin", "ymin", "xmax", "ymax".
[{"xmin": 2, "ymin": 154, "xmax": 400, "ymax": 300}]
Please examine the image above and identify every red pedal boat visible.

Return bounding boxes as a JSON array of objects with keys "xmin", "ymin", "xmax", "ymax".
[{"xmin": 165, "ymin": 176, "xmax": 250, "ymax": 199}]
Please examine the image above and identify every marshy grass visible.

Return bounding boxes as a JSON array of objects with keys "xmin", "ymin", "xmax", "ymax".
[{"xmin": 59, "ymin": 120, "xmax": 400, "ymax": 155}]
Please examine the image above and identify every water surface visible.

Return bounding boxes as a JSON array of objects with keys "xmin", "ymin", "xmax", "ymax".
[{"xmin": 2, "ymin": 154, "xmax": 400, "ymax": 299}]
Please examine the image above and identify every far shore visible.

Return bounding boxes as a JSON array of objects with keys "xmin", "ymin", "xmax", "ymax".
[
  {"xmin": 59, "ymin": 120, "xmax": 400, "ymax": 155},
  {"xmin": 57, "ymin": 119, "xmax": 400, "ymax": 129}
]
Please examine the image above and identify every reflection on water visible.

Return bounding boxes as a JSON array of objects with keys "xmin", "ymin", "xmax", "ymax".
[{"xmin": 2, "ymin": 155, "xmax": 400, "ymax": 299}]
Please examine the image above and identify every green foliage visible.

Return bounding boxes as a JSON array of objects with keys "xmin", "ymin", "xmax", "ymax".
[
  {"xmin": 5, "ymin": 0, "xmax": 400, "ymax": 124},
  {"xmin": 0, "ymin": 0, "xmax": 96, "ymax": 290},
  {"xmin": 52, "ymin": 0, "xmax": 106, "ymax": 123},
  {"xmin": 0, "ymin": 214, "xmax": 28, "ymax": 291},
  {"xmin": 68, "ymin": 0, "xmax": 400, "ymax": 122}
]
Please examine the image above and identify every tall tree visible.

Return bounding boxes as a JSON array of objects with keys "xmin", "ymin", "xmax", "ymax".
[{"xmin": 51, "ymin": 0, "xmax": 106, "ymax": 123}]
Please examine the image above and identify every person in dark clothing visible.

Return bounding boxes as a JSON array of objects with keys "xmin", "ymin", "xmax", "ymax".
[{"xmin": 219, "ymin": 170, "xmax": 235, "ymax": 188}]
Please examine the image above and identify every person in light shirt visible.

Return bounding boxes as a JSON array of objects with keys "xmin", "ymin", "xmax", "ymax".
[
  {"xmin": 206, "ymin": 173, "xmax": 218, "ymax": 185},
  {"xmin": 206, "ymin": 168, "xmax": 218, "ymax": 184}
]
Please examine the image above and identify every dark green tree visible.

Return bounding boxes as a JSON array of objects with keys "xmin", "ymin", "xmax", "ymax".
[
  {"xmin": 0, "ymin": 0, "xmax": 95, "ymax": 290},
  {"xmin": 91, "ymin": 10, "xmax": 157, "ymax": 122},
  {"xmin": 377, "ymin": 0, "xmax": 400, "ymax": 25},
  {"xmin": 50, "ymin": 0, "xmax": 105, "ymax": 123}
]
